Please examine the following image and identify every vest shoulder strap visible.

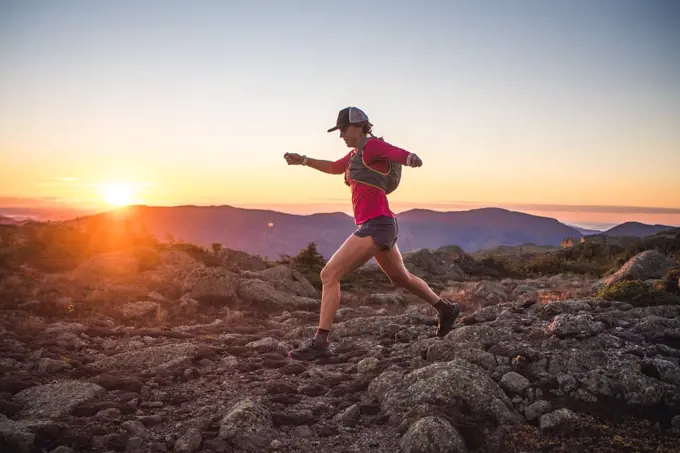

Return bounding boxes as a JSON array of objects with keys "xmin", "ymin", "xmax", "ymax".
[{"xmin": 356, "ymin": 137, "xmax": 370, "ymax": 157}]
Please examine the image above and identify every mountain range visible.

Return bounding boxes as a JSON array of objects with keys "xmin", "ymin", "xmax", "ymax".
[
  {"xmin": 599, "ymin": 221, "xmax": 676, "ymax": 238},
  {"xmin": 0, "ymin": 215, "xmax": 19, "ymax": 226},
  {"xmin": 61, "ymin": 205, "xmax": 672, "ymax": 260}
]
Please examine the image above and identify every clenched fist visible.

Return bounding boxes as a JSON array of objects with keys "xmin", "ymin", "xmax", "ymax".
[
  {"xmin": 406, "ymin": 153, "xmax": 422, "ymax": 167},
  {"xmin": 284, "ymin": 152, "xmax": 305, "ymax": 165}
]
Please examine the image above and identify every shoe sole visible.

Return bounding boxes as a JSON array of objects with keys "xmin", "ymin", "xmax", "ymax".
[{"xmin": 288, "ymin": 351, "xmax": 330, "ymax": 361}]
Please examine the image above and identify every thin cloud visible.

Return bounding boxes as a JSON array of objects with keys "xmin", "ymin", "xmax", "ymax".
[
  {"xmin": 36, "ymin": 177, "xmax": 81, "ymax": 188},
  {"xmin": 49, "ymin": 177, "xmax": 79, "ymax": 182}
]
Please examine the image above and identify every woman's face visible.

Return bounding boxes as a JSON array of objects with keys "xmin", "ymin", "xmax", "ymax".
[{"xmin": 339, "ymin": 124, "xmax": 363, "ymax": 148}]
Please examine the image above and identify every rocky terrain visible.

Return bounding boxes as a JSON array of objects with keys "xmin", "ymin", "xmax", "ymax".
[{"xmin": 1, "ymin": 246, "xmax": 680, "ymax": 453}]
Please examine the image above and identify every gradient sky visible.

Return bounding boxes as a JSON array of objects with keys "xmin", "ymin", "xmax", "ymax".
[{"xmin": 1, "ymin": 0, "xmax": 679, "ymax": 228}]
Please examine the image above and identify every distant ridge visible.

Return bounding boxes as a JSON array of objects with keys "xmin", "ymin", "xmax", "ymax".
[
  {"xmin": 58, "ymin": 205, "xmax": 582, "ymax": 259},
  {"xmin": 602, "ymin": 221, "xmax": 675, "ymax": 237}
]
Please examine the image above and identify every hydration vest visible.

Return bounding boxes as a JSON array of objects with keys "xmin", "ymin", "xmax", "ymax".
[{"xmin": 344, "ymin": 137, "xmax": 402, "ymax": 194}]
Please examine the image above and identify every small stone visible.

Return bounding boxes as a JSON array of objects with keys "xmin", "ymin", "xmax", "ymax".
[
  {"xmin": 332, "ymin": 404, "xmax": 361, "ymax": 427},
  {"xmin": 174, "ymin": 428, "xmax": 202, "ymax": 453},
  {"xmin": 220, "ymin": 356, "xmax": 239, "ymax": 368},
  {"xmin": 138, "ymin": 415, "xmax": 163, "ymax": 426},
  {"xmin": 524, "ymin": 400, "xmax": 552, "ymax": 421},
  {"xmin": 122, "ymin": 420, "xmax": 147, "ymax": 438},
  {"xmin": 357, "ymin": 357, "xmax": 380, "ymax": 374},
  {"xmin": 500, "ymin": 372, "xmax": 530, "ymax": 395},
  {"xmin": 293, "ymin": 425, "xmax": 314, "ymax": 438},
  {"xmin": 95, "ymin": 407, "xmax": 122, "ymax": 419},
  {"xmin": 127, "ymin": 436, "xmax": 143, "ymax": 451},
  {"xmin": 539, "ymin": 408, "xmax": 578, "ymax": 431},
  {"xmin": 269, "ymin": 439, "xmax": 283, "ymax": 450},
  {"xmin": 245, "ymin": 337, "xmax": 280, "ymax": 352},
  {"xmin": 183, "ymin": 368, "xmax": 198, "ymax": 380},
  {"xmin": 50, "ymin": 447, "xmax": 75, "ymax": 453}
]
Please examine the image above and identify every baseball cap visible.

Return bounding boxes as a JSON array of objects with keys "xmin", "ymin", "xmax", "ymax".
[{"xmin": 327, "ymin": 106, "xmax": 372, "ymax": 132}]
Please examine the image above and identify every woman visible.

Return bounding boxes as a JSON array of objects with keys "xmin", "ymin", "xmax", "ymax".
[{"xmin": 283, "ymin": 106, "xmax": 460, "ymax": 361}]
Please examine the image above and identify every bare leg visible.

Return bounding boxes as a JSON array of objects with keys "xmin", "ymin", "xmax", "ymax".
[
  {"xmin": 374, "ymin": 243, "xmax": 459, "ymax": 337},
  {"xmin": 374, "ymin": 243, "xmax": 440, "ymax": 305},
  {"xmin": 288, "ymin": 233, "xmax": 381, "ymax": 360},
  {"xmin": 318, "ymin": 234, "xmax": 381, "ymax": 329}
]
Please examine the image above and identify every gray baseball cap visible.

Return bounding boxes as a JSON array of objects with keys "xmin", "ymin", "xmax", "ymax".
[{"xmin": 327, "ymin": 106, "xmax": 372, "ymax": 132}]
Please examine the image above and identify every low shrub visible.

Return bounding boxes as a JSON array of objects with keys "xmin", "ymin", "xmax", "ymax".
[{"xmin": 596, "ymin": 279, "xmax": 680, "ymax": 306}]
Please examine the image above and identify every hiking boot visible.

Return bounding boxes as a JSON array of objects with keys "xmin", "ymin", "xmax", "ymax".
[
  {"xmin": 288, "ymin": 338, "xmax": 331, "ymax": 361},
  {"xmin": 436, "ymin": 300, "xmax": 460, "ymax": 337}
]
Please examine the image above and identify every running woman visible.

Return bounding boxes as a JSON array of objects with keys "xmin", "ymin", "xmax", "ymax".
[{"xmin": 284, "ymin": 106, "xmax": 460, "ymax": 360}]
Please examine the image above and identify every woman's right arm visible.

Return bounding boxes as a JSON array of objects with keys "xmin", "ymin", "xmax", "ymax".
[
  {"xmin": 305, "ymin": 157, "xmax": 341, "ymax": 174},
  {"xmin": 285, "ymin": 152, "xmax": 350, "ymax": 175}
]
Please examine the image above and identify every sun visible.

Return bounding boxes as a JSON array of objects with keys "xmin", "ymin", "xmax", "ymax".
[{"xmin": 99, "ymin": 183, "xmax": 136, "ymax": 207}]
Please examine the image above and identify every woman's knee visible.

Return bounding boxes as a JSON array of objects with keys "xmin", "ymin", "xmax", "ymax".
[{"xmin": 320, "ymin": 265, "xmax": 341, "ymax": 285}]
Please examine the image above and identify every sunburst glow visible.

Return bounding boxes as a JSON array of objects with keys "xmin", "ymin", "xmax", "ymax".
[{"xmin": 99, "ymin": 183, "xmax": 136, "ymax": 207}]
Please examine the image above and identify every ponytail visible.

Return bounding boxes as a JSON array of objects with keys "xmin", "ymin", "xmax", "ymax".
[{"xmin": 362, "ymin": 123, "xmax": 384, "ymax": 141}]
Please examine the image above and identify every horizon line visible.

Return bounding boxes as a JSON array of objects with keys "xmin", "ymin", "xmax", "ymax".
[
  {"xmin": 1, "ymin": 196, "xmax": 680, "ymax": 215},
  {"xmin": 3, "ymin": 202, "xmax": 680, "ymax": 230}
]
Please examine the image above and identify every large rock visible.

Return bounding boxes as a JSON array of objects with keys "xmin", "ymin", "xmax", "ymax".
[
  {"xmin": 400, "ymin": 416, "xmax": 468, "ymax": 453},
  {"xmin": 426, "ymin": 341, "xmax": 497, "ymax": 371},
  {"xmin": 218, "ymin": 397, "xmax": 272, "ymax": 451},
  {"xmin": 237, "ymin": 278, "xmax": 316, "ymax": 310},
  {"xmin": 538, "ymin": 299, "xmax": 593, "ymax": 319},
  {"xmin": 256, "ymin": 265, "xmax": 319, "ymax": 298},
  {"xmin": 182, "ymin": 267, "xmax": 237, "ymax": 301},
  {"xmin": 332, "ymin": 315, "xmax": 412, "ymax": 338},
  {"xmin": 615, "ymin": 364, "xmax": 669, "ymax": 406},
  {"xmin": 539, "ymin": 408, "xmax": 578, "ymax": 432},
  {"xmin": 379, "ymin": 360, "xmax": 522, "ymax": 427},
  {"xmin": 12, "ymin": 380, "xmax": 106, "ymax": 419},
  {"xmin": 470, "ymin": 281, "xmax": 509, "ymax": 306},
  {"xmin": 598, "ymin": 250, "xmax": 676, "ymax": 288},
  {"xmin": 174, "ymin": 428, "xmax": 202, "ymax": 453},
  {"xmin": 91, "ymin": 343, "xmax": 198, "ymax": 371},
  {"xmin": 449, "ymin": 324, "xmax": 514, "ymax": 348},
  {"xmin": 217, "ymin": 248, "xmax": 269, "ymax": 272},
  {"xmin": 642, "ymin": 359, "xmax": 680, "ymax": 386},
  {"xmin": 368, "ymin": 370, "xmax": 406, "ymax": 401},
  {"xmin": 547, "ymin": 313, "xmax": 604, "ymax": 338},
  {"xmin": 403, "ymin": 249, "xmax": 465, "ymax": 279},
  {"xmin": 121, "ymin": 301, "xmax": 160, "ymax": 319}
]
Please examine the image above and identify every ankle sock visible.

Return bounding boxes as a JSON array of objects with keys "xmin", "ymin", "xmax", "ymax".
[{"xmin": 313, "ymin": 328, "xmax": 330, "ymax": 344}]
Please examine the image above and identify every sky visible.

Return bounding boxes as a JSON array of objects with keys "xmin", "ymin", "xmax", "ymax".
[{"xmin": 1, "ymin": 0, "xmax": 679, "ymax": 229}]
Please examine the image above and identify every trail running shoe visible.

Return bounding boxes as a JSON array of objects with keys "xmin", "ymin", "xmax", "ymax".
[
  {"xmin": 288, "ymin": 338, "xmax": 331, "ymax": 361},
  {"xmin": 436, "ymin": 300, "xmax": 460, "ymax": 337}
]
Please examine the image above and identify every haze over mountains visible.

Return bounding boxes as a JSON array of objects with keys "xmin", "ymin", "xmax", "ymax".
[{"xmin": 65, "ymin": 205, "xmax": 677, "ymax": 260}]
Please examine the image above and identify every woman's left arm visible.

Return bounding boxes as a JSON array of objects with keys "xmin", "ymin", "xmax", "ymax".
[{"xmin": 364, "ymin": 140, "xmax": 422, "ymax": 167}]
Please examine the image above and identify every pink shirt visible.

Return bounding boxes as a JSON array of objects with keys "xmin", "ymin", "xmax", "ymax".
[{"xmin": 331, "ymin": 138, "xmax": 411, "ymax": 225}]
